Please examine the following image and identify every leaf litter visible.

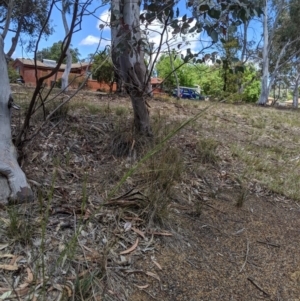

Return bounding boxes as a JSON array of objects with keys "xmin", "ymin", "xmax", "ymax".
[{"xmin": 0, "ymin": 89, "xmax": 299, "ymax": 300}]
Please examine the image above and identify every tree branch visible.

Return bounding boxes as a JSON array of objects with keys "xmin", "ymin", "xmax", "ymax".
[{"xmin": 1, "ymin": 0, "xmax": 14, "ymax": 40}]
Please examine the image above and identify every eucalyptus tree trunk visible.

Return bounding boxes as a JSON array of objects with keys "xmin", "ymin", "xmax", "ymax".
[
  {"xmin": 0, "ymin": 36, "xmax": 33, "ymax": 203},
  {"xmin": 61, "ymin": 48, "xmax": 72, "ymax": 91},
  {"xmin": 293, "ymin": 75, "xmax": 300, "ymax": 108},
  {"xmin": 61, "ymin": 0, "xmax": 72, "ymax": 91},
  {"xmin": 238, "ymin": 20, "xmax": 249, "ymax": 95},
  {"xmin": 111, "ymin": 0, "xmax": 152, "ymax": 135},
  {"xmin": 258, "ymin": 0, "xmax": 269, "ymax": 105}
]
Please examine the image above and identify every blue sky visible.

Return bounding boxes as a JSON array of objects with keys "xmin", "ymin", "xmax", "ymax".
[
  {"xmin": 6, "ymin": 1, "xmax": 262, "ymax": 62},
  {"xmin": 7, "ymin": 0, "xmax": 208, "ymax": 61},
  {"xmin": 7, "ymin": 1, "xmax": 110, "ymax": 60}
]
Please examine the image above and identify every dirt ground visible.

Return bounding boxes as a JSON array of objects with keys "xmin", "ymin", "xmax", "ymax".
[{"xmin": 1, "ymin": 90, "xmax": 300, "ymax": 301}]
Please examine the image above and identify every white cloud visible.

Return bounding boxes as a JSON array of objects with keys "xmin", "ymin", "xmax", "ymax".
[
  {"xmin": 97, "ymin": 9, "xmax": 111, "ymax": 31},
  {"xmin": 140, "ymin": 18, "xmax": 206, "ymax": 62},
  {"xmin": 79, "ymin": 35, "xmax": 111, "ymax": 48},
  {"xmin": 79, "ymin": 35, "xmax": 100, "ymax": 45}
]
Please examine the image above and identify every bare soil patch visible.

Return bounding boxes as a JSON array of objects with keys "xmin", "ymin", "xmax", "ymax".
[{"xmin": 0, "ymin": 90, "xmax": 300, "ymax": 300}]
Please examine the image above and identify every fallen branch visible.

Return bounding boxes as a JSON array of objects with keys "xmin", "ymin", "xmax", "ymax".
[
  {"xmin": 247, "ymin": 277, "xmax": 270, "ymax": 297},
  {"xmin": 257, "ymin": 240, "xmax": 280, "ymax": 248},
  {"xmin": 240, "ymin": 239, "xmax": 249, "ymax": 272}
]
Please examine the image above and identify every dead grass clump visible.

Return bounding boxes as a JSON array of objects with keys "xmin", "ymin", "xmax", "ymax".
[
  {"xmin": 234, "ymin": 186, "xmax": 248, "ymax": 207},
  {"xmin": 74, "ymin": 270, "xmax": 103, "ymax": 301},
  {"xmin": 140, "ymin": 146, "xmax": 184, "ymax": 226},
  {"xmin": 5, "ymin": 206, "xmax": 35, "ymax": 245},
  {"xmin": 115, "ymin": 106, "xmax": 128, "ymax": 116},
  {"xmin": 49, "ymin": 103, "xmax": 69, "ymax": 122},
  {"xmin": 196, "ymin": 137, "xmax": 219, "ymax": 165},
  {"xmin": 153, "ymin": 94, "xmax": 173, "ymax": 103},
  {"xmin": 146, "ymin": 146, "xmax": 183, "ymax": 189},
  {"xmin": 151, "ymin": 112, "xmax": 170, "ymax": 137},
  {"xmin": 85, "ymin": 103, "xmax": 109, "ymax": 115},
  {"xmin": 33, "ymin": 99, "xmax": 69, "ymax": 122},
  {"xmin": 111, "ymin": 132, "xmax": 134, "ymax": 157}
]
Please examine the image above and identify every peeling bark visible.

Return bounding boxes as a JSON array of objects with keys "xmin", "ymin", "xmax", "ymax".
[
  {"xmin": 111, "ymin": 0, "xmax": 152, "ymax": 135},
  {"xmin": 0, "ymin": 36, "xmax": 33, "ymax": 204}
]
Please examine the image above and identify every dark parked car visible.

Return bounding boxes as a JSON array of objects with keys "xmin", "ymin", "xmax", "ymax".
[{"xmin": 172, "ymin": 88, "xmax": 205, "ymax": 100}]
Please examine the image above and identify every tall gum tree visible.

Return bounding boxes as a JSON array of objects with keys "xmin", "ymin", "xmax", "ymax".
[
  {"xmin": 0, "ymin": 36, "xmax": 32, "ymax": 202},
  {"xmin": 257, "ymin": 0, "xmax": 300, "ymax": 105},
  {"xmin": 276, "ymin": 0, "xmax": 300, "ymax": 108},
  {"xmin": 110, "ymin": 0, "xmax": 261, "ymax": 134},
  {"xmin": 111, "ymin": 0, "xmax": 152, "ymax": 136},
  {"xmin": 61, "ymin": 0, "xmax": 73, "ymax": 91},
  {"xmin": 0, "ymin": 0, "xmax": 52, "ymax": 203}
]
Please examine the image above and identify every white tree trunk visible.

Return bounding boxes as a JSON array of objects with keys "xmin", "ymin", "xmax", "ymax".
[
  {"xmin": 61, "ymin": 0, "xmax": 72, "ymax": 91},
  {"xmin": 61, "ymin": 48, "xmax": 72, "ymax": 91},
  {"xmin": 0, "ymin": 36, "xmax": 32, "ymax": 204},
  {"xmin": 258, "ymin": 1, "xmax": 269, "ymax": 105},
  {"xmin": 111, "ymin": 0, "xmax": 152, "ymax": 135},
  {"xmin": 293, "ymin": 75, "xmax": 300, "ymax": 108}
]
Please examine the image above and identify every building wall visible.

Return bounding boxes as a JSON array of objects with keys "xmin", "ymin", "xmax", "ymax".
[
  {"xmin": 22, "ymin": 68, "xmax": 59, "ymax": 87},
  {"xmin": 152, "ymin": 87, "xmax": 164, "ymax": 94},
  {"xmin": 87, "ymin": 80, "xmax": 117, "ymax": 92},
  {"xmin": 13, "ymin": 60, "xmax": 90, "ymax": 88},
  {"xmin": 14, "ymin": 61, "xmax": 158, "ymax": 93}
]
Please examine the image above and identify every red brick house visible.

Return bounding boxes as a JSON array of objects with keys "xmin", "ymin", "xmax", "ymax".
[
  {"xmin": 151, "ymin": 77, "xmax": 164, "ymax": 94},
  {"xmin": 12, "ymin": 58, "xmax": 92, "ymax": 88},
  {"xmin": 12, "ymin": 58, "xmax": 163, "ymax": 93}
]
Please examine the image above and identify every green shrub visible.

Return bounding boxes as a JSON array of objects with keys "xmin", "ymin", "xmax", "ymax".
[{"xmin": 8, "ymin": 63, "xmax": 20, "ymax": 83}]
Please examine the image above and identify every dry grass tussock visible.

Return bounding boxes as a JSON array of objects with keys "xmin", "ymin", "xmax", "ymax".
[{"xmin": 0, "ymin": 87, "xmax": 300, "ymax": 300}]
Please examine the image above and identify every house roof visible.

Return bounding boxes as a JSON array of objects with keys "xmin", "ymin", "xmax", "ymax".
[
  {"xmin": 151, "ymin": 77, "xmax": 163, "ymax": 85},
  {"xmin": 14, "ymin": 58, "xmax": 90, "ymax": 70}
]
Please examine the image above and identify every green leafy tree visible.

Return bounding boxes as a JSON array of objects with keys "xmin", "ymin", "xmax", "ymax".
[
  {"xmin": 8, "ymin": 61, "xmax": 20, "ymax": 83},
  {"xmin": 36, "ymin": 41, "xmax": 80, "ymax": 63},
  {"xmin": 156, "ymin": 55, "xmax": 200, "ymax": 90},
  {"xmin": 218, "ymin": 36, "xmax": 241, "ymax": 93},
  {"xmin": 241, "ymin": 65, "xmax": 261, "ymax": 102},
  {"xmin": 92, "ymin": 49, "xmax": 115, "ymax": 92},
  {"xmin": 197, "ymin": 65, "xmax": 223, "ymax": 97},
  {"xmin": 2, "ymin": 0, "xmax": 53, "ymax": 57}
]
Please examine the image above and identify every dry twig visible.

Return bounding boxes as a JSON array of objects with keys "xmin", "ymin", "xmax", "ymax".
[
  {"xmin": 257, "ymin": 240, "xmax": 280, "ymax": 248},
  {"xmin": 240, "ymin": 239, "xmax": 249, "ymax": 272},
  {"xmin": 247, "ymin": 277, "xmax": 270, "ymax": 297}
]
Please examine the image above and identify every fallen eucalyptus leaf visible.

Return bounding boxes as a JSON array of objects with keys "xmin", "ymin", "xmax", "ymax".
[
  {"xmin": 135, "ymin": 284, "xmax": 149, "ymax": 289},
  {"xmin": 0, "ymin": 291, "xmax": 12, "ymax": 299},
  {"xmin": 146, "ymin": 271, "xmax": 161, "ymax": 281},
  {"xmin": 120, "ymin": 238, "xmax": 139, "ymax": 255},
  {"xmin": 0, "ymin": 264, "xmax": 18, "ymax": 271}
]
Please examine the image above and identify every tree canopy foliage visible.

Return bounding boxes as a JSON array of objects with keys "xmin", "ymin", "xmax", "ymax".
[
  {"xmin": 156, "ymin": 54, "xmax": 199, "ymax": 89},
  {"xmin": 156, "ymin": 53, "xmax": 260, "ymax": 102},
  {"xmin": 0, "ymin": 0, "xmax": 53, "ymax": 57},
  {"xmin": 36, "ymin": 41, "xmax": 81, "ymax": 63},
  {"xmin": 92, "ymin": 49, "xmax": 114, "ymax": 84}
]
